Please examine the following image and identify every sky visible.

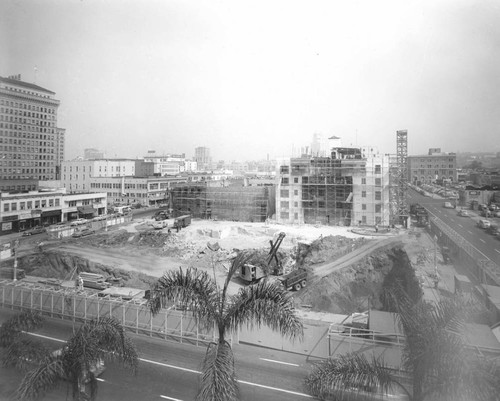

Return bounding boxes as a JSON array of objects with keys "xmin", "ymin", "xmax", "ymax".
[{"xmin": 1, "ymin": 0, "xmax": 500, "ymax": 161}]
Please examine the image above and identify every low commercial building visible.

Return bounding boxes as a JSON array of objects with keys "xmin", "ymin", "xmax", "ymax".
[
  {"xmin": 89, "ymin": 176, "xmax": 187, "ymax": 206},
  {"xmin": 0, "ymin": 189, "xmax": 107, "ymax": 235}
]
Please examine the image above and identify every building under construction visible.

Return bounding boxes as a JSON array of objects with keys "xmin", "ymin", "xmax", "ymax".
[
  {"xmin": 276, "ymin": 147, "xmax": 391, "ymax": 227},
  {"xmin": 170, "ymin": 182, "xmax": 275, "ymax": 222}
]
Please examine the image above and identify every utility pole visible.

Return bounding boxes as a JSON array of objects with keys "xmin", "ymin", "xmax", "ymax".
[{"xmin": 13, "ymin": 239, "xmax": 20, "ymax": 282}]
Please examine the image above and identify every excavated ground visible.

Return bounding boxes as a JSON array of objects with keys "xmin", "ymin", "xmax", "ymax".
[{"xmin": 11, "ymin": 218, "xmax": 442, "ymax": 315}]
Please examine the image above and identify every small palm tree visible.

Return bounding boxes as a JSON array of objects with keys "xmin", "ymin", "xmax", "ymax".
[
  {"xmin": 148, "ymin": 252, "xmax": 304, "ymax": 401},
  {"xmin": 1, "ymin": 311, "xmax": 138, "ymax": 401},
  {"xmin": 305, "ymin": 294, "xmax": 500, "ymax": 401}
]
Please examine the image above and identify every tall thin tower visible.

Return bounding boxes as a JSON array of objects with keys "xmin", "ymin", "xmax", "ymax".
[{"xmin": 396, "ymin": 130, "xmax": 409, "ymax": 226}]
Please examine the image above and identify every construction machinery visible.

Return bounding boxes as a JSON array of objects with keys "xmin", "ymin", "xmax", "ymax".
[{"xmin": 239, "ymin": 232, "xmax": 307, "ymax": 291}]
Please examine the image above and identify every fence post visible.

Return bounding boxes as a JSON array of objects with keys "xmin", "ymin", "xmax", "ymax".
[
  {"xmin": 51, "ymin": 293, "xmax": 54, "ymax": 318},
  {"xmin": 30, "ymin": 289, "xmax": 33, "ymax": 309},
  {"xmin": 73, "ymin": 294, "xmax": 76, "ymax": 321},
  {"xmin": 84, "ymin": 297, "xmax": 87, "ymax": 320},
  {"xmin": 164, "ymin": 310, "xmax": 167, "ymax": 340},
  {"xmin": 180, "ymin": 313, "xmax": 183, "ymax": 343},
  {"xmin": 122, "ymin": 304, "xmax": 125, "ymax": 327},
  {"xmin": 136, "ymin": 307, "xmax": 139, "ymax": 334},
  {"xmin": 97, "ymin": 297, "xmax": 100, "ymax": 320},
  {"xmin": 150, "ymin": 311, "xmax": 153, "ymax": 337}
]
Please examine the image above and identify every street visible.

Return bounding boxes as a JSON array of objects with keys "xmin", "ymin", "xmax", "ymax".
[
  {"xmin": 408, "ymin": 188, "xmax": 500, "ymax": 267},
  {"xmin": 0, "ymin": 309, "xmax": 315, "ymax": 401}
]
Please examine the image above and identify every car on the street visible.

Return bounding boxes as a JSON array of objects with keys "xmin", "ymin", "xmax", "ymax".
[
  {"xmin": 70, "ymin": 218, "xmax": 88, "ymax": 226},
  {"xmin": 443, "ymin": 202, "xmax": 454, "ymax": 209},
  {"xmin": 72, "ymin": 228, "xmax": 95, "ymax": 238},
  {"xmin": 457, "ymin": 209, "xmax": 469, "ymax": 217},
  {"xmin": 22, "ymin": 226, "xmax": 46, "ymax": 236},
  {"xmin": 477, "ymin": 219, "xmax": 491, "ymax": 229},
  {"xmin": 52, "ymin": 347, "xmax": 105, "ymax": 383}
]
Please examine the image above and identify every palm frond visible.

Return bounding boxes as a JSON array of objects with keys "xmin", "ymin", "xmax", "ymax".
[
  {"xmin": 14, "ymin": 355, "xmax": 65, "ymax": 401},
  {"xmin": 305, "ymin": 353, "xmax": 406, "ymax": 400},
  {"xmin": 222, "ymin": 251, "xmax": 252, "ymax": 295},
  {"xmin": 2, "ymin": 337, "xmax": 51, "ymax": 371},
  {"xmin": 196, "ymin": 341, "xmax": 238, "ymax": 401},
  {"xmin": 148, "ymin": 267, "xmax": 219, "ymax": 329},
  {"xmin": 0, "ymin": 310, "xmax": 44, "ymax": 347},
  {"xmin": 226, "ymin": 279, "xmax": 303, "ymax": 341}
]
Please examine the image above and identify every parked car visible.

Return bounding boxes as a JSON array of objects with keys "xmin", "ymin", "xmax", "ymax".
[
  {"xmin": 72, "ymin": 228, "xmax": 95, "ymax": 238},
  {"xmin": 443, "ymin": 202, "xmax": 454, "ymax": 209},
  {"xmin": 457, "ymin": 209, "xmax": 469, "ymax": 217},
  {"xmin": 70, "ymin": 218, "xmax": 87, "ymax": 226},
  {"xmin": 487, "ymin": 225, "xmax": 500, "ymax": 236},
  {"xmin": 22, "ymin": 226, "xmax": 46, "ymax": 236},
  {"xmin": 477, "ymin": 219, "xmax": 491, "ymax": 229}
]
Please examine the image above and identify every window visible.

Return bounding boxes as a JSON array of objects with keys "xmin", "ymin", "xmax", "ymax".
[
  {"xmin": 281, "ymin": 177, "xmax": 289, "ymax": 185},
  {"xmin": 11, "ymin": 202, "xmax": 17, "ymax": 211},
  {"xmin": 69, "ymin": 201, "xmax": 77, "ymax": 207},
  {"xmin": 280, "ymin": 211, "xmax": 289, "ymax": 220},
  {"xmin": 362, "ymin": 216, "xmax": 367, "ymax": 224},
  {"xmin": 375, "ymin": 165, "xmax": 381, "ymax": 174},
  {"xmin": 294, "ymin": 177, "xmax": 299, "ymax": 183},
  {"xmin": 362, "ymin": 191, "xmax": 366, "ymax": 198},
  {"xmin": 27, "ymin": 201, "xmax": 32, "ymax": 209},
  {"xmin": 294, "ymin": 202, "xmax": 298, "ymax": 207},
  {"xmin": 375, "ymin": 216, "xmax": 382, "ymax": 224},
  {"xmin": 20, "ymin": 202, "xmax": 25, "ymax": 210},
  {"xmin": 302, "ymin": 177, "xmax": 308, "ymax": 184},
  {"xmin": 294, "ymin": 190, "xmax": 298, "ymax": 196},
  {"xmin": 375, "ymin": 191, "xmax": 381, "ymax": 201},
  {"xmin": 3, "ymin": 204, "xmax": 9, "ymax": 212},
  {"xmin": 361, "ymin": 178, "xmax": 366, "ymax": 185},
  {"xmin": 49, "ymin": 199, "xmax": 54, "ymax": 207},
  {"xmin": 362, "ymin": 204, "xmax": 366, "ymax": 210},
  {"xmin": 280, "ymin": 166, "xmax": 289, "ymax": 174},
  {"xmin": 375, "ymin": 204, "xmax": 381, "ymax": 213},
  {"xmin": 375, "ymin": 178, "xmax": 381, "ymax": 186},
  {"xmin": 280, "ymin": 201, "xmax": 289, "ymax": 208},
  {"xmin": 55, "ymin": 199, "xmax": 60, "ymax": 206},
  {"xmin": 280, "ymin": 189, "xmax": 289, "ymax": 198},
  {"xmin": 35, "ymin": 200, "xmax": 40, "ymax": 208},
  {"xmin": 294, "ymin": 213, "xmax": 298, "ymax": 220}
]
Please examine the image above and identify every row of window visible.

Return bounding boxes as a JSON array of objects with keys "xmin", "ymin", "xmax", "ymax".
[
  {"xmin": 0, "ymin": 131, "xmax": 58, "ymax": 140},
  {"xmin": 0, "ymin": 99, "xmax": 55, "ymax": 111},
  {"xmin": 0, "ymin": 123, "xmax": 56, "ymax": 133},
  {"xmin": 279, "ymin": 212, "xmax": 382, "ymax": 225},
  {"xmin": 3, "ymin": 198, "xmax": 61, "ymax": 212}
]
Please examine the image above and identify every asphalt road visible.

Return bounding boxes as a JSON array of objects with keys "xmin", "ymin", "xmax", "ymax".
[
  {"xmin": 408, "ymin": 189, "xmax": 500, "ymax": 267},
  {"xmin": 0, "ymin": 309, "xmax": 315, "ymax": 401}
]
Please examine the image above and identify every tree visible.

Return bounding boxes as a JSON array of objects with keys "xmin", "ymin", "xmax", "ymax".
[
  {"xmin": 148, "ymin": 252, "xmax": 304, "ymax": 401},
  {"xmin": 0, "ymin": 310, "xmax": 138, "ymax": 401},
  {"xmin": 305, "ymin": 294, "xmax": 500, "ymax": 401}
]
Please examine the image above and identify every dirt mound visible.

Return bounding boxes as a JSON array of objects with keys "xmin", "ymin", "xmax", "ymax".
[
  {"xmin": 17, "ymin": 251, "xmax": 155, "ymax": 290},
  {"xmin": 296, "ymin": 235, "xmax": 370, "ymax": 266},
  {"xmin": 294, "ymin": 247, "xmax": 402, "ymax": 314}
]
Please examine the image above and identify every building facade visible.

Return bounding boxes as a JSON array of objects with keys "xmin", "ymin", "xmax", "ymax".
[
  {"xmin": 61, "ymin": 159, "xmax": 154, "ymax": 193},
  {"xmin": 0, "ymin": 190, "xmax": 107, "ymax": 235},
  {"xmin": 194, "ymin": 146, "xmax": 212, "ymax": 171},
  {"xmin": 89, "ymin": 176, "xmax": 187, "ymax": 206},
  {"xmin": 276, "ymin": 147, "xmax": 390, "ymax": 227},
  {"xmin": 407, "ymin": 149, "xmax": 457, "ymax": 185},
  {"xmin": 84, "ymin": 148, "xmax": 104, "ymax": 160},
  {"xmin": 0, "ymin": 75, "xmax": 63, "ymax": 192}
]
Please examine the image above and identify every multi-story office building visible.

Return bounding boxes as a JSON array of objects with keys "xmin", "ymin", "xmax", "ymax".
[
  {"xmin": 407, "ymin": 148, "xmax": 457, "ymax": 185},
  {"xmin": 276, "ymin": 147, "xmax": 390, "ymax": 226},
  {"xmin": 194, "ymin": 146, "xmax": 212, "ymax": 171},
  {"xmin": 61, "ymin": 159, "xmax": 154, "ymax": 193},
  {"xmin": 0, "ymin": 75, "xmax": 63, "ymax": 192},
  {"xmin": 143, "ymin": 151, "xmax": 189, "ymax": 176}
]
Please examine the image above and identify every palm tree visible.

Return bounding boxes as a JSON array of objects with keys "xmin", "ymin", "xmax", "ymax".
[
  {"xmin": 0, "ymin": 310, "xmax": 138, "ymax": 401},
  {"xmin": 305, "ymin": 294, "xmax": 500, "ymax": 401},
  {"xmin": 148, "ymin": 251, "xmax": 304, "ymax": 401}
]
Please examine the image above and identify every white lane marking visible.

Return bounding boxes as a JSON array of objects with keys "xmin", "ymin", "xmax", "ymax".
[
  {"xmin": 22, "ymin": 333, "xmax": 311, "ymax": 398},
  {"xmin": 97, "ymin": 378, "xmax": 105, "ymax": 382},
  {"xmin": 480, "ymin": 239, "xmax": 486, "ymax": 243},
  {"xmin": 238, "ymin": 380, "xmax": 313, "ymax": 398},
  {"xmin": 160, "ymin": 396, "xmax": 183, "ymax": 401},
  {"xmin": 495, "ymin": 249, "xmax": 500, "ymax": 254},
  {"xmin": 25, "ymin": 332, "xmax": 66, "ymax": 343},
  {"xmin": 458, "ymin": 224, "xmax": 463, "ymax": 228},
  {"xmin": 139, "ymin": 358, "xmax": 200, "ymax": 374},
  {"xmin": 259, "ymin": 358, "xmax": 299, "ymax": 367},
  {"xmin": 468, "ymin": 231, "xmax": 473, "ymax": 235},
  {"xmin": 450, "ymin": 218, "xmax": 455, "ymax": 222}
]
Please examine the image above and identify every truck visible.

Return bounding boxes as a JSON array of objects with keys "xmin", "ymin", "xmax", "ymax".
[
  {"xmin": 174, "ymin": 215, "xmax": 191, "ymax": 229},
  {"xmin": 276, "ymin": 268, "xmax": 308, "ymax": 291},
  {"xmin": 113, "ymin": 206, "xmax": 131, "ymax": 216}
]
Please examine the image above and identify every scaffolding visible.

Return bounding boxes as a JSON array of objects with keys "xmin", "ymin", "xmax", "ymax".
[
  {"xmin": 389, "ymin": 130, "xmax": 409, "ymax": 226},
  {"xmin": 170, "ymin": 183, "xmax": 274, "ymax": 222},
  {"xmin": 278, "ymin": 148, "xmax": 391, "ymax": 227}
]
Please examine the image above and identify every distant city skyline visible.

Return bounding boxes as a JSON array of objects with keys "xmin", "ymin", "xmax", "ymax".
[{"xmin": 2, "ymin": 0, "xmax": 500, "ymax": 162}]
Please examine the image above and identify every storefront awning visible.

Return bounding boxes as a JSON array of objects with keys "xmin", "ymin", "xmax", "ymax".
[
  {"xmin": 77, "ymin": 206, "xmax": 95, "ymax": 215},
  {"xmin": 41, "ymin": 210, "xmax": 62, "ymax": 217}
]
